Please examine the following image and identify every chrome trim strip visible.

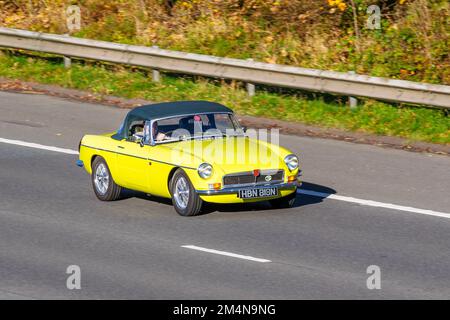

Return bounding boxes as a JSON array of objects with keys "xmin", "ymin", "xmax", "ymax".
[
  {"xmin": 80, "ymin": 144, "xmax": 196, "ymax": 170},
  {"xmin": 222, "ymin": 169, "xmax": 283, "ymax": 177},
  {"xmin": 149, "ymin": 158, "xmax": 197, "ymax": 170},
  {"xmin": 81, "ymin": 144, "xmax": 148, "ymax": 160},
  {"xmin": 196, "ymin": 182, "xmax": 298, "ymax": 195},
  {"xmin": 222, "ymin": 180, "xmax": 283, "ymax": 188}
]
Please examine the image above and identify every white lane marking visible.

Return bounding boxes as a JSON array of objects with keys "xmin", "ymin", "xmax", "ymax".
[
  {"xmin": 181, "ymin": 245, "xmax": 271, "ymax": 263},
  {"xmin": 297, "ymin": 189, "xmax": 450, "ymax": 219},
  {"xmin": 0, "ymin": 137, "xmax": 79, "ymax": 155},
  {"xmin": 1, "ymin": 136, "xmax": 449, "ymax": 220}
]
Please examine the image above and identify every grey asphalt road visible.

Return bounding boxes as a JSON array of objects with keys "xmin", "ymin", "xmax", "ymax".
[{"xmin": 0, "ymin": 91, "xmax": 449, "ymax": 299}]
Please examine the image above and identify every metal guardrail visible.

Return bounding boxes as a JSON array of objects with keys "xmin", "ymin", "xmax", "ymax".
[{"xmin": 0, "ymin": 27, "xmax": 449, "ymax": 109}]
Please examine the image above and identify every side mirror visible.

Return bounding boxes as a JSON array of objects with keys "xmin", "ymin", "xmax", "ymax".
[
  {"xmin": 242, "ymin": 126, "xmax": 247, "ymax": 133},
  {"xmin": 139, "ymin": 138, "xmax": 145, "ymax": 147}
]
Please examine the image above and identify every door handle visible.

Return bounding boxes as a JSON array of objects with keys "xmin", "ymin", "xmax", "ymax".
[{"xmin": 117, "ymin": 146, "xmax": 125, "ymax": 149}]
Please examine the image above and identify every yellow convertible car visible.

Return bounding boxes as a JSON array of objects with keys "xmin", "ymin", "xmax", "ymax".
[{"xmin": 77, "ymin": 101, "xmax": 300, "ymax": 216}]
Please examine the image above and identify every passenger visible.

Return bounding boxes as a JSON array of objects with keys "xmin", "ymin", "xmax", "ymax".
[{"xmin": 152, "ymin": 121, "xmax": 167, "ymax": 142}]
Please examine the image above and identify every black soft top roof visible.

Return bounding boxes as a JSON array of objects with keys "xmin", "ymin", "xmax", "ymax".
[
  {"xmin": 128, "ymin": 100, "xmax": 232, "ymax": 120},
  {"xmin": 113, "ymin": 101, "xmax": 233, "ymax": 140}
]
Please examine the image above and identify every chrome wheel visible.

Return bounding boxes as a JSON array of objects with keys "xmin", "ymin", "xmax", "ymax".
[
  {"xmin": 94, "ymin": 163, "xmax": 109, "ymax": 195},
  {"xmin": 173, "ymin": 176, "xmax": 189, "ymax": 209}
]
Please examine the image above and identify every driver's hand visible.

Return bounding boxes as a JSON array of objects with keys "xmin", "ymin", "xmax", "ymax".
[{"xmin": 156, "ymin": 132, "xmax": 166, "ymax": 141}]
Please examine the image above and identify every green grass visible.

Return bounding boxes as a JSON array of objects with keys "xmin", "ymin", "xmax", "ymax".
[{"xmin": 0, "ymin": 52, "xmax": 448, "ymax": 144}]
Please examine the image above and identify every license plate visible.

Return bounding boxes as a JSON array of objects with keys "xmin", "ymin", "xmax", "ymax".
[{"xmin": 237, "ymin": 187, "xmax": 278, "ymax": 199}]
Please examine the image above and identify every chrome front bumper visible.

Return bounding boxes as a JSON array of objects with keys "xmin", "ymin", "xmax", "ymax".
[{"xmin": 195, "ymin": 181, "xmax": 300, "ymax": 195}]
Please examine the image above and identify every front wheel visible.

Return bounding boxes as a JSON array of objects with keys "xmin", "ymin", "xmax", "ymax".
[
  {"xmin": 170, "ymin": 169, "xmax": 203, "ymax": 216},
  {"xmin": 269, "ymin": 190, "xmax": 296, "ymax": 209},
  {"xmin": 91, "ymin": 156, "xmax": 122, "ymax": 201}
]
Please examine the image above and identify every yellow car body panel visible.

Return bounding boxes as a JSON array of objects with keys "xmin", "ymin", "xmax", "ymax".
[{"xmin": 79, "ymin": 133, "xmax": 300, "ymax": 204}]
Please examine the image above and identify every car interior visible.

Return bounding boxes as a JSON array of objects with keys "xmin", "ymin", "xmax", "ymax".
[
  {"xmin": 126, "ymin": 115, "xmax": 222, "ymax": 143},
  {"xmin": 129, "ymin": 122, "xmax": 144, "ymax": 141}
]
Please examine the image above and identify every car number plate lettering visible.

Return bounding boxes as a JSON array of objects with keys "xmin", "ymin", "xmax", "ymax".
[{"xmin": 238, "ymin": 187, "xmax": 278, "ymax": 199}]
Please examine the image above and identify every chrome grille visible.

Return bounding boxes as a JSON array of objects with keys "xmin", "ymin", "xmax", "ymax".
[{"xmin": 223, "ymin": 170, "xmax": 284, "ymax": 186}]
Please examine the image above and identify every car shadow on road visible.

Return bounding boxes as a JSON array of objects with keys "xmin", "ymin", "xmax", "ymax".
[
  {"xmin": 201, "ymin": 181, "xmax": 337, "ymax": 214},
  {"xmin": 295, "ymin": 181, "xmax": 336, "ymax": 207},
  {"xmin": 119, "ymin": 189, "xmax": 173, "ymax": 205},
  {"xmin": 117, "ymin": 181, "xmax": 336, "ymax": 215}
]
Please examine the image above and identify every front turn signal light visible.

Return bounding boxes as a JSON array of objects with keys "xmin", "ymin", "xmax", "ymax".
[
  {"xmin": 288, "ymin": 175, "xmax": 296, "ymax": 182},
  {"xmin": 209, "ymin": 183, "xmax": 222, "ymax": 190}
]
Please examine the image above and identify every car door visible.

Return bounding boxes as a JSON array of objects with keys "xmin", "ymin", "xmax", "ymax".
[{"xmin": 116, "ymin": 138, "xmax": 151, "ymax": 192}]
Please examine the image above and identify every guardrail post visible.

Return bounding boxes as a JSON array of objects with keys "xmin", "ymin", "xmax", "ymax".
[
  {"xmin": 151, "ymin": 46, "xmax": 161, "ymax": 82},
  {"xmin": 348, "ymin": 71, "xmax": 358, "ymax": 108},
  {"xmin": 246, "ymin": 58, "xmax": 255, "ymax": 97},
  {"xmin": 63, "ymin": 34, "xmax": 71, "ymax": 68},
  {"xmin": 63, "ymin": 56, "xmax": 72, "ymax": 68},
  {"xmin": 152, "ymin": 69, "xmax": 160, "ymax": 82},
  {"xmin": 64, "ymin": 5, "xmax": 80, "ymax": 69}
]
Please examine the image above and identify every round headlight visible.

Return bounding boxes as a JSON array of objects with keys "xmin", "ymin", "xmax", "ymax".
[
  {"xmin": 198, "ymin": 163, "xmax": 213, "ymax": 179},
  {"xmin": 284, "ymin": 154, "xmax": 298, "ymax": 171}
]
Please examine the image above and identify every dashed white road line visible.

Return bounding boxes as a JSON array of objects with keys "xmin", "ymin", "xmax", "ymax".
[
  {"xmin": 1, "ymin": 136, "xmax": 449, "ymax": 220},
  {"xmin": 0, "ymin": 137, "xmax": 79, "ymax": 155},
  {"xmin": 181, "ymin": 245, "xmax": 271, "ymax": 263}
]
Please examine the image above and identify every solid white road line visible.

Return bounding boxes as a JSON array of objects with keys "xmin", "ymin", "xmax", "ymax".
[
  {"xmin": 1, "ymin": 136, "xmax": 449, "ymax": 220},
  {"xmin": 181, "ymin": 245, "xmax": 272, "ymax": 263},
  {"xmin": 0, "ymin": 137, "xmax": 79, "ymax": 155},
  {"xmin": 297, "ymin": 189, "xmax": 450, "ymax": 219}
]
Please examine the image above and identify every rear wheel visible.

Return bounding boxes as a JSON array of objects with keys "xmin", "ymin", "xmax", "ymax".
[
  {"xmin": 269, "ymin": 190, "xmax": 296, "ymax": 209},
  {"xmin": 170, "ymin": 169, "xmax": 203, "ymax": 216},
  {"xmin": 91, "ymin": 156, "xmax": 122, "ymax": 201}
]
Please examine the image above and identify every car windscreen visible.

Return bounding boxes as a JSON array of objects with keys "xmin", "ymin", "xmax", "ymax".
[{"xmin": 152, "ymin": 113, "xmax": 244, "ymax": 143}]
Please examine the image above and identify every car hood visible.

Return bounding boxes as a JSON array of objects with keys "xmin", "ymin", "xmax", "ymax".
[{"xmin": 160, "ymin": 136, "xmax": 290, "ymax": 174}]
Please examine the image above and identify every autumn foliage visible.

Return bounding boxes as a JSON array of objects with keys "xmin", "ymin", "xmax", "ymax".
[{"xmin": 0, "ymin": 0, "xmax": 448, "ymax": 84}]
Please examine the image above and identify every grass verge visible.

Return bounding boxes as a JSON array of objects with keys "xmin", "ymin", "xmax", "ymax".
[{"xmin": 0, "ymin": 52, "xmax": 448, "ymax": 144}]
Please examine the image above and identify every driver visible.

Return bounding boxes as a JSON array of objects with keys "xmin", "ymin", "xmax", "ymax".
[
  {"xmin": 131, "ymin": 124, "xmax": 144, "ymax": 140},
  {"xmin": 152, "ymin": 121, "xmax": 167, "ymax": 142}
]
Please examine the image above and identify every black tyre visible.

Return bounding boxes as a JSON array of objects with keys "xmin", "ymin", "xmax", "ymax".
[
  {"xmin": 170, "ymin": 169, "xmax": 203, "ymax": 216},
  {"xmin": 91, "ymin": 156, "xmax": 122, "ymax": 201},
  {"xmin": 269, "ymin": 190, "xmax": 296, "ymax": 209}
]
